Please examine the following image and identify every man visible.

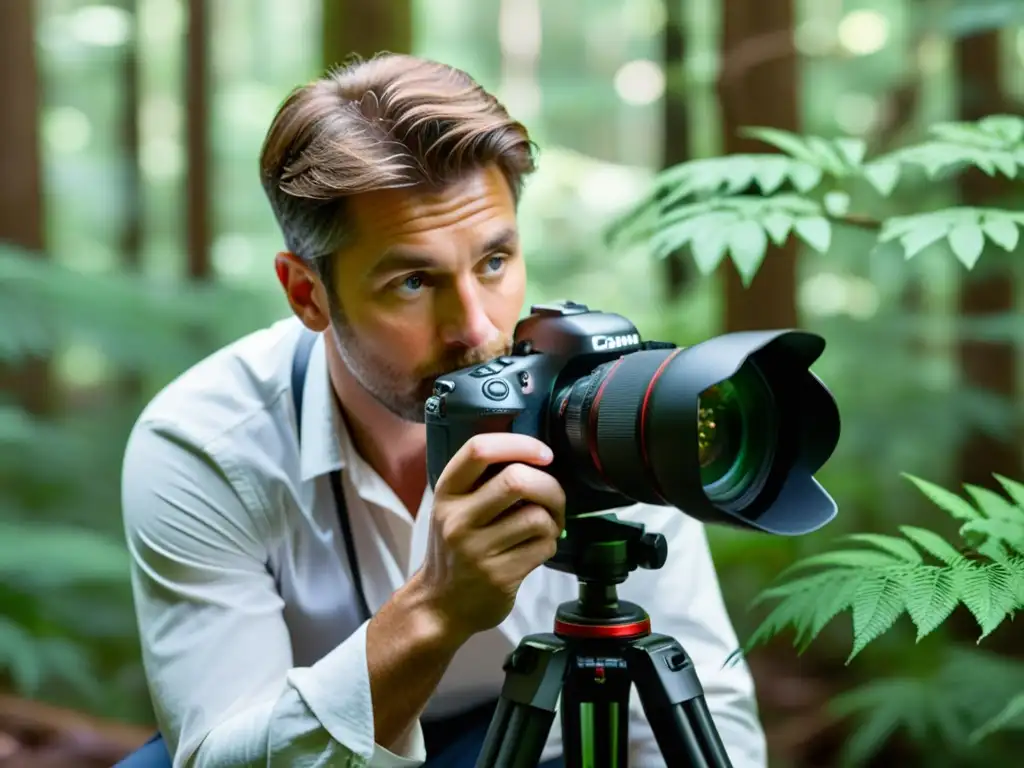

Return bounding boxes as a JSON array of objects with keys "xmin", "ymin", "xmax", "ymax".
[{"xmin": 118, "ymin": 54, "xmax": 767, "ymax": 767}]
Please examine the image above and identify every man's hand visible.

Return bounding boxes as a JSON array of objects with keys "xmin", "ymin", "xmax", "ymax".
[
  {"xmin": 366, "ymin": 433, "xmax": 565, "ymax": 750},
  {"xmin": 414, "ymin": 433, "xmax": 566, "ymax": 641}
]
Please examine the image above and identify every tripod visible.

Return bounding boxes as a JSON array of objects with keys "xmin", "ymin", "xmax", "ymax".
[{"xmin": 475, "ymin": 515, "xmax": 734, "ymax": 768}]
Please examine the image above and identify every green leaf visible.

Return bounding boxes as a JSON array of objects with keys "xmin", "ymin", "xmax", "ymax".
[
  {"xmin": 727, "ymin": 219, "xmax": 769, "ymax": 287},
  {"xmin": 863, "ymin": 161, "xmax": 900, "ymax": 196},
  {"xmin": 904, "ymin": 566, "xmax": 960, "ymax": 641},
  {"xmin": 848, "ymin": 569, "xmax": 909, "ymax": 662},
  {"xmin": 835, "ymin": 137, "xmax": 867, "ymax": 167},
  {"xmin": 879, "ymin": 215, "xmax": 923, "ymax": 243},
  {"xmin": 948, "ymin": 223, "xmax": 986, "ymax": 268},
  {"xmin": 960, "ymin": 563, "xmax": 1018, "ymax": 639},
  {"xmin": 761, "ymin": 212, "xmax": 793, "ymax": 246},
  {"xmin": 843, "ymin": 533, "xmax": 923, "ymax": 563},
  {"xmin": 979, "ymin": 115, "xmax": 1024, "ymax": 144},
  {"xmin": 779, "ymin": 549, "xmax": 903, "ymax": 579},
  {"xmin": 960, "ymin": 519, "xmax": 1024, "ymax": 555},
  {"xmin": 982, "ymin": 216, "xmax": 1020, "ymax": 251},
  {"xmin": 0, "ymin": 617, "xmax": 43, "ymax": 695},
  {"xmin": 741, "ymin": 127, "xmax": 821, "ymax": 164},
  {"xmin": 788, "ymin": 163, "xmax": 823, "ymax": 192},
  {"xmin": 900, "ymin": 225, "xmax": 950, "ymax": 260},
  {"xmin": 691, "ymin": 223, "xmax": 732, "ymax": 275},
  {"xmin": 807, "ymin": 136, "xmax": 848, "ymax": 175},
  {"xmin": 898, "ymin": 525, "xmax": 965, "ymax": 566},
  {"xmin": 745, "ymin": 591, "xmax": 820, "ymax": 651},
  {"xmin": 823, "ymin": 191, "xmax": 851, "ymax": 218},
  {"xmin": 805, "ymin": 577, "xmax": 860, "ymax": 651},
  {"xmin": 971, "ymin": 692, "xmax": 1024, "ymax": 743},
  {"xmin": 0, "ymin": 522, "xmax": 130, "ymax": 587},
  {"xmin": 793, "ymin": 216, "xmax": 831, "ymax": 253},
  {"xmin": 994, "ymin": 475, "xmax": 1024, "ymax": 511},
  {"xmin": 991, "ymin": 152, "xmax": 1018, "ymax": 179},
  {"xmin": 963, "ymin": 484, "xmax": 1022, "ymax": 521},
  {"xmin": 930, "ymin": 121, "xmax": 1007, "ymax": 149},
  {"xmin": 903, "ymin": 474, "xmax": 983, "ymax": 522},
  {"xmin": 752, "ymin": 157, "xmax": 790, "ymax": 194}
]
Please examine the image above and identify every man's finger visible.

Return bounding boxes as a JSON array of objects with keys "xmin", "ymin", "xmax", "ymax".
[
  {"xmin": 470, "ymin": 463, "xmax": 566, "ymax": 529},
  {"xmin": 437, "ymin": 433, "xmax": 553, "ymax": 496}
]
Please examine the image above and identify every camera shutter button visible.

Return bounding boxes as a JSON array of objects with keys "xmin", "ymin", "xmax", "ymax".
[{"xmin": 483, "ymin": 378, "xmax": 510, "ymax": 401}]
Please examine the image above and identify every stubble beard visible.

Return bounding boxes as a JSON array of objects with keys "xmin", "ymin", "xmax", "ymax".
[{"xmin": 329, "ymin": 307, "xmax": 511, "ymax": 424}]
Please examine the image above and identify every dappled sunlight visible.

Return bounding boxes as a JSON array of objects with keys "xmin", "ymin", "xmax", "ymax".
[{"xmin": 3, "ymin": 0, "xmax": 1024, "ymax": 766}]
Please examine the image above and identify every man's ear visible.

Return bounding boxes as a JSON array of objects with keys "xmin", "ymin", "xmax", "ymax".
[{"xmin": 274, "ymin": 252, "xmax": 330, "ymax": 332}]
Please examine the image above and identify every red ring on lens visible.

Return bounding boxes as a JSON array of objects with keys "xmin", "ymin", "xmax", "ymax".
[
  {"xmin": 639, "ymin": 348, "xmax": 683, "ymax": 483},
  {"xmin": 586, "ymin": 358, "xmax": 625, "ymax": 483}
]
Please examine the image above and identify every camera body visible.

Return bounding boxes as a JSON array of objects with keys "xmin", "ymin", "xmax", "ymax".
[
  {"xmin": 425, "ymin": 299, "xmax": 840, "ymax": 535},
  {"xmin": 425, "ymin": 301, "xmax": 652, "ymax": 516}
]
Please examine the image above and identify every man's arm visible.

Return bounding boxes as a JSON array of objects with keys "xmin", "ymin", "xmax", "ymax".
[
  {"xmin": 122, "ymin": 422, "xmax": 452, "ymax": 767},
  {"xmin": 616, "ymin": 505, "xmax": 768, "ymax": 768}
]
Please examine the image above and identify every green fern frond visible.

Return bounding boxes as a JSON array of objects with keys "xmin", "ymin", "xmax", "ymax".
[
  {"xmin": 638, "ymin": 195, "xmax": 829, "ymax": 285},
  {"xmin": 747, "ymin": 474, "xmax": 1024, "ymax": 660},
  {"xmin": 829, "ymin": 646, "xmax": 1024, "ymax": 765},
  {"xmin": 958, "ymin": 562, "xmax": 1021, "ymax": 639},
  {"xmin": 871, "ymin": 115, "xmax": 1024, "ymax": 185},
  {"xmin": 897, "ymin": 525, "xmax": 966, "ymax": 565},
  {"xmin": 900, "ymin": 473, "xmax": 985, "ymax": 521},
  {"xmin": 971, "ymin": 692, "xmax": 1024, "ymax": 743},
  {"xmin": 878, "ymin": 208, "xmax": 1024, "ymax": 269},
  {"xmin": 994, "ymin": 474, "xmax": 1024, "ymax": 510},
  {"xmin": 0, "ymin": 616, "xmax": 43, "ymax": 695},
  {"xmin": 739, "ymin": 127, "xmax": 866, "ymax": 176},
  {"xmin": 903, "ymin": 565, "xmax": 961, "ymax": 640},
  {"xmin": 0, "ymin": 521, "xmax": 130, "ymax": 588},
  {"xmin": 653, "ymin": 154, "xmax": 823, "ymax": 206},
  {"xmin": 963, "ymin": 484, "xmax": 1023, "ymax": 521}
]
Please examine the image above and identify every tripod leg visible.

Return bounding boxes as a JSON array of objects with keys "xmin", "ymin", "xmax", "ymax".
[
  {"xmin": 476, "ymin": 634, "xmax": 569, "ymax": 768},
  {"xmin": 628, "ymin": 633, "xmax": 734, "ymax": 768},
  {"xmin": 560, "ymin": 652, "xmax": 631, "ymax": 768}
]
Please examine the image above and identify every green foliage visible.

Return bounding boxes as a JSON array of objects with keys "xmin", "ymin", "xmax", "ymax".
[
  {"xmin": 747, "ymin": 473, "xmax": 1024, "ymax": 658},
  {"xmin": 827, "ymin": 647, "xmax": 1024, "ymax": 767},
  {"xmin": 746, "ymin": 473, "xmax": 1024, "ymax": 762},
  {"xmin": 0, "ymin": 243, "xmax": 283, "ymax": 720},
  {"xmin": 606, "ymin": 115, "xmax": 1024, "ymax": 283}
]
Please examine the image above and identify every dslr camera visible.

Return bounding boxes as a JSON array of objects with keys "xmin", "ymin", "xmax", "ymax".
[{"xmin": 425, "ymin": 301, "xmax": 839, "ymax": 535}]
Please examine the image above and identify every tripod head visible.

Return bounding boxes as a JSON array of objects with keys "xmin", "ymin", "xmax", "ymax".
[
  {"xmin": 545, "ymin": 513, "xmax": 667, "ymax": 583},
  {"xmin": 543, "ymin": 513, "xmax": 667, "ymax": 630}
]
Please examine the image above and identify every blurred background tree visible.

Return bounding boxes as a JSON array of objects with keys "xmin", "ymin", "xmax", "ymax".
[{"xmin": 1, "ymin": 0, "xmax": 1023, "ymax": 765}]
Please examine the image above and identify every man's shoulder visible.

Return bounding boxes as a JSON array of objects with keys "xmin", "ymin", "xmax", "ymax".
[{"xmin": 132, "ymin": 315, "xmax": 303, "ymax": 455}]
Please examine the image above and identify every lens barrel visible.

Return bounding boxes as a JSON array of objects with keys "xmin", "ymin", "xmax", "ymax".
[{"xmin": 555, "ymin": 331, "xmax": 839, "ymax": 535}]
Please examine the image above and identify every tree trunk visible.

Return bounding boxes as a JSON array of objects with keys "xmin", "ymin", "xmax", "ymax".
[
  {"xmin": 716, "ymin": 1, "xmax": 800, "ymax": 332},
  {"xmin": 660, "ymin": 0, "xmax": 693, "ymax": 301},
  {"xmin": 322, "ymin": 0, "xmax": 413, "ymax": 70},
  {"xmin": 954, "ymin": 31, "xmax": 1020, "ymax": 489},
  {"xmin": 0, "ymin": 0, "xmax": 51, "ymax": 415},
  {"xmin": 186, "ymin": 0, "xmax": 211, "ymax": 281}
]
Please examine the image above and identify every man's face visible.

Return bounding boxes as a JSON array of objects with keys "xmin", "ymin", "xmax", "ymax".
[{"xmin": 326, "ymin": 164, "xmax": 526, "ymax": 422}]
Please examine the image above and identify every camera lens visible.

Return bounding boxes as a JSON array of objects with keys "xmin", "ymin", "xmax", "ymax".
[
  {"xmin": 555, "ymin": 350, "xmax": 778, "ymax": 514},
  {"xmin": 697, "ymin": 366, "xmax": 776, "ymax": 506}
]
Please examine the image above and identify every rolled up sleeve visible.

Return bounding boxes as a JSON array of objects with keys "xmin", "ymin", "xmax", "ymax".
[
  {"xmin": 616, "ymin": 505, "xmax": 768, "ymax": 768},
  {"xmin": 121, "ymin": 422, "xmax": 425, "ymax": 767}
]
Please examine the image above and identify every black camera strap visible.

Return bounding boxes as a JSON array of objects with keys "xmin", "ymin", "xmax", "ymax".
[{"xmin": 292, "ymin": 328, "xmax": 372, "ymax": 625}]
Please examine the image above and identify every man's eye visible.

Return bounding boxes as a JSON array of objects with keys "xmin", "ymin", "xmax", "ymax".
[
  {"xmin": 395, "ymin": 273, "xmax": 426, "ymax": 295},
  {"xmin": 482, "ymin": 254, "xmax": 507, "ymax": 275}
]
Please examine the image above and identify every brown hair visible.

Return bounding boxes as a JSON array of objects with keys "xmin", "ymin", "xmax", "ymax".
[{"xmin": 259, "ymin": 54, "xmax": 537, "ymax": 272}]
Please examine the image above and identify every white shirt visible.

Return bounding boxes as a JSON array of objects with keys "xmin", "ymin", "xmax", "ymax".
[{"xmin": 121, "ymin": 316, "xmax": 768, "ymax": 768}]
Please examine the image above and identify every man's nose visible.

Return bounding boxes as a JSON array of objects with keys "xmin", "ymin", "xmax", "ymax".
[{"xmin": 438, "ymin": 279, "xmax": 497, "ymax": 349}]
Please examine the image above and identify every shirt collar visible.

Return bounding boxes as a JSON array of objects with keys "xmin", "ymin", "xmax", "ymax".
[{"xmin": 298, "ymin": 332, "xmax": 346, "ymax": 481}]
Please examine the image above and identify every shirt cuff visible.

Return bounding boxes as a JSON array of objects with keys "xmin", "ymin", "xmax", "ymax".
[{"xmin": 287, "ymin": 620, "xmax": 427, "ymax": 766}]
